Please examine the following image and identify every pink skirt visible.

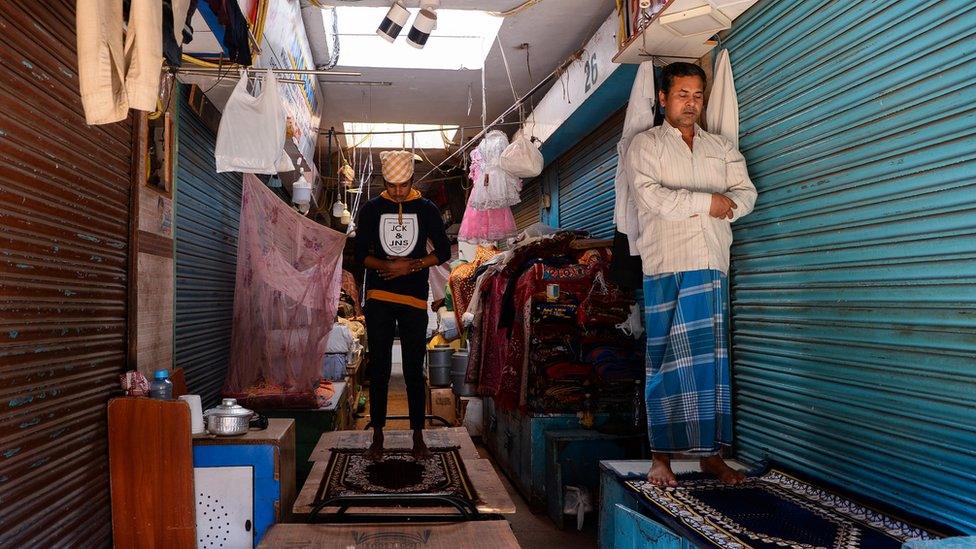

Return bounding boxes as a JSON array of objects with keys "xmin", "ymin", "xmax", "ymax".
[{"xmin": 458, "ymin": 205, "xmax": 517, "ymax": 245}]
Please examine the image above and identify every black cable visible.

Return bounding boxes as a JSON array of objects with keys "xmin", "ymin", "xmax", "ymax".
[{"xmin": 200, "ymin": 54, "xmax": 231, "ymax": 95}]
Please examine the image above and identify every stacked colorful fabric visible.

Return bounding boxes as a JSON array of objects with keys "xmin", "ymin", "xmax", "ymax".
[
  {"xmin": 447, "ymin": 245, "xmax": 500, "ymax": 328},
  {"xmin": 585, "ymin": 346, "xmax": 642, "ymax": 381},
  {"xmin": 537, "ymin": 382, "xmax": 590, "ymax": 412},
  {"xmin": 469, "ymin": 233, "xmax": 644, "ymax": 414},
  {"xmin": 595, "ymin": 379, "xmax": 639, "ymax": 414}
]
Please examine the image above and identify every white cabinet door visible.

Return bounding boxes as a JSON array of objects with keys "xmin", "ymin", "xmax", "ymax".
[{"xmin": 194, "ymin": 466, "xmax": 253, "ymax": 549}]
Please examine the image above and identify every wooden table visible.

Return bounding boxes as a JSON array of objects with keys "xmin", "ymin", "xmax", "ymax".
[
  {"xmin": 261, "ymin": 382, "xmax": 353, "ymax": 488},
  {"xmin": 308, "ymin": 427, "xmax": 480, "ymax": 461},
  {"xmin": 258, "ymin": 521, "xmax": 520, "ymax": 548},
  {"xmin": 294, "ymin": 428, "xmax": 516, "ymax": 519}
]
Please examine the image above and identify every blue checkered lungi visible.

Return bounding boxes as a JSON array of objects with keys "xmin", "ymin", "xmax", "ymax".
[{"xmin": 644, "ymin": 270, "xmax": 732, "ymax": 454}]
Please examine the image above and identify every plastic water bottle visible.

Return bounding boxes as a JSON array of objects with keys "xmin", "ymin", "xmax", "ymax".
[{"xmin": 149, "ymin": 369, "xmax": 174, "ymax": 400}]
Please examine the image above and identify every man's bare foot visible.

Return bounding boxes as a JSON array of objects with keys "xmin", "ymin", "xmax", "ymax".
[
  {"xmin": 700, "ymin": 455, "xmax": 746, "ymax": 485},
  {"xmin": 411, "ymin": 431, "xmax": 433, "ymax": 461},
  {"xmin": 364, "ymin": 430, "xmax": 384, "ymax": 461},
  {"xmin": 647, "ymin": 454, "xmax": 678, "ymax": 487}
]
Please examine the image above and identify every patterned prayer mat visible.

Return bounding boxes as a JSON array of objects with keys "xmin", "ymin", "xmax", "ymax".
[
  {"xmin": 315, "ymin": 446, "xmax": 477, "ymax": 504},
  {"xmin": 626, "ymin": 470, "xmax": 941, "ymax": 549}
]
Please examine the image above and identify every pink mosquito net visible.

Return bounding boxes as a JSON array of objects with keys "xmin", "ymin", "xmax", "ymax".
[{"xmin": 226, "ymin": 174, "xmax": 346, "ymax": 392}]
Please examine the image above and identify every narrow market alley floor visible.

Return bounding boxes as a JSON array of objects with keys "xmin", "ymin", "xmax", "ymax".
[{"xmin": 354, "ymin": 359, "xmax": 598, "ymax": 549}]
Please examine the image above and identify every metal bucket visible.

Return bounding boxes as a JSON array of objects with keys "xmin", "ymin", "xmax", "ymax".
[
  {"xmin": 451, "ymin": 351, "xmax": 477, "ymax": 396},
  {"xmin": 452, "ymin": 372, "xmax": 478, "ymax": 397},
  {"xmin": 428, "ymin": 346, "xmax": 453, "ymax": 387},
  {"xmin": 451, "ymin": 350, "xmax": 469, "ymax": 376}
]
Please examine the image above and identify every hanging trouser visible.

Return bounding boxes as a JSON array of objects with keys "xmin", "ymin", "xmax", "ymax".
[{"xmin": 365, "ymin": 299, "xmax": 429, "ymax": 431}]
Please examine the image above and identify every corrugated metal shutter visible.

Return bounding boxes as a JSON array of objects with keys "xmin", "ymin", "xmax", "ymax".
[
  {"xmin": 513, "ymin": 177, "xmax": 542, "ymax": 230},
  {"xmin": 174, "ymin": 89, "xmax": 241, "ymax": 407},
  {"xmin": 555, "ymin": 109, "xmax": 624, "ymax": 238},
  {"xmin": 0, "ymin": 2, "xmax": 130, "ymax": 545},
  {"xmin": 724, "ymin": 0, "xmax": 976, "ymax": 531}
]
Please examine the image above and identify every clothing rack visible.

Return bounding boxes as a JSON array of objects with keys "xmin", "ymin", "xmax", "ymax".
[
  {"xmin": 175, "ymin": 69, "xmax": 305, "ymax": 84},
  {"xmin": 322, "ymin": 121, "xmax": 525, "ymax": 136},
  {"xmin": 173, "ymin": 66, "xmax": 362, "ymax": 77},
  {"xmin": 569, "ymin": 239, "xmax": 614, "ymax": 250}
]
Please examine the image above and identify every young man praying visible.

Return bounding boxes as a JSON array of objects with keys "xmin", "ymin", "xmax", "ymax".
[{"xmin": 354, "ymin": 150, "xmax": 451, "ymax": 460}]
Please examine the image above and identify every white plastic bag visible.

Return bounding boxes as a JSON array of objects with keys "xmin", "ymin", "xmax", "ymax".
[
  {"xmin": 438, "ymin": 308, "xmax": 459, "ymax": 340},
  {"xmin": 563, "ymin": 485, "xmax": 594, "ymax": 531},
  {"xmin": 499, "ymin": 136, "xmax": 543, "ymax": 178},
  {"xmin": 275, "ymin": 150, "xmax": 295, "ymax": 173},
  {"xmin": 215, "ymin": 68, "xmax": 287, "ymax": 174},
  {"xmin": 616, "ymin": 303, "xmax": 645, "ymax": 338}
]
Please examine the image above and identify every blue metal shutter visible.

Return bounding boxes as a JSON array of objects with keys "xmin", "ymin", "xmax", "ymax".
[
  {"xmin": 555, "ymin": 109, "xmax": 625, "ymax": 238},
  {"xmin": 175, "ymin": 90, "xmax": 242, "ymax": 407},
  {"xmin": 723, "ymin": 0, "xmax": 976, "ymax": 531},
  {"xmin": 513, "ymin": 176, "xmax": 543, "ymax": 230}
]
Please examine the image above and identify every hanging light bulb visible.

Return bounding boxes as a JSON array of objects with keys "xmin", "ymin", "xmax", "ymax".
[
  {"xmin": 340, "ymin": 207, "xmax": 351, "ymax": 225},
  {"xmin": 332, "ymin": 199, "xmax": 345, "ymax": 218}
]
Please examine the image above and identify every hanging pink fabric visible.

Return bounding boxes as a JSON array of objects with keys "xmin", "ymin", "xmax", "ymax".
[{"xmin": 226, "ymin": 174, "xmax": 347, "ymax": 393}]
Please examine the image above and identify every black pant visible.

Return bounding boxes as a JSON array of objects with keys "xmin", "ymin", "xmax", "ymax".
[{"xmin": 365, "ymin": 299, "xmax": 428, "ymax": 431}]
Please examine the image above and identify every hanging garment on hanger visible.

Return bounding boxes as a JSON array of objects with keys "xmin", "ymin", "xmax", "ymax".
[
  {"xmin": 77, "ymin": 0, "xmax": 164, "ymax": 124},
  {"xmin": 458, "ymin": 149, "xmax": 517, "ymax": 244},
  {"xmin": 204, "ymin": 0, "xmax": 252, "ymax": 65},
  {"xmin": 468, "ymin": 130, "xmax": 522, "ymax": 210},
  {"xmin": 613, "ymin": 61, "xmax": 657, "ymax": 255},
  {"xmin": 163, "ymin": 0, "xmax": 198, "ymax": 67},
  {"xmin": 215, "ymin": 69, "xmax": 288, "ymax": 174},
  {"xmin": 705, "ymin": 49, "xmax": 740, "ymax": 149}
]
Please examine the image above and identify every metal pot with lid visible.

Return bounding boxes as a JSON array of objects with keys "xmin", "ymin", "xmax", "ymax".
[{"xmin": 204, "ymin": 398, "xmax": 254, "ymax": 436}]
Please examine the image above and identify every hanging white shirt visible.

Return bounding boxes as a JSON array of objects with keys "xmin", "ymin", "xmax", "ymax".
[
  {"xmin": 705, "ymin": 49, "xmax": 740, "ymax": 150},
  {"xmin": 613, "ymin": 61, "xmax": 657, "ymax": 255},
  {"xmin": 627, "ymin": 120, "xmax": 757, "ymax": 276}
]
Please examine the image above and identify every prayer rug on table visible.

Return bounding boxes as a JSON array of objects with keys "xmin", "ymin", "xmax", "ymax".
[
  {"xmin": 316, "ymin": 446, "xmax": 477, "ymax": 504},
  {"xmin": 625, "ymin": 469, "xmax": 942, "ymax": 548}
]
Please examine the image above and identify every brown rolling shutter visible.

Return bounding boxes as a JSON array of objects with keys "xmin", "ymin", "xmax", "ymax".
[{"xmin": 0, "ymin": 2, "xmax": 131, "ymax": 546}]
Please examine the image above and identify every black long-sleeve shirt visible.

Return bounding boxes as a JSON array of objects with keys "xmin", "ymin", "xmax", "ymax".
[{"xmin": 353, "ymin": 190, "xmax": 452, "ymax": 310}]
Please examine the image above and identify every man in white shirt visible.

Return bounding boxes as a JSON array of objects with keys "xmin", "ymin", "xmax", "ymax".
[
  {"xmin": 324, "ymin": 316, "xmax": 356, "ymax": 381},
  {"xmin": 627, "ymin": 62, "xmax": 757, "ymax": 486}
]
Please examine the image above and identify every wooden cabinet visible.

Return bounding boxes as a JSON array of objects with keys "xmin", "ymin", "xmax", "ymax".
[
  {"xmin": 545, "ymin": 430, "xmax": 645, "ymax": 529},
  {"xmin": 483, "ymin": 397, "xmax": 627, "ymax": 508},
  {"xmin": 108, "ymin": 398, "xmax": 196, "ymax": 549}
]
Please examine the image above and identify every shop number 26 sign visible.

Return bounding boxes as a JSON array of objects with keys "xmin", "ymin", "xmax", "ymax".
[{"xmin": 583, "ymin": 52, "xmax": 599, "ymax": 93}]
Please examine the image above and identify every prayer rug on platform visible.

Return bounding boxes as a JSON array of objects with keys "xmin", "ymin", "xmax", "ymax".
[
  {"xmin": 626, "ymin": 469, "xmax": 942, "ymax": 548},
  {"xmin": 316, "ymin": 446, "xmax": 477, "ymax": 503}
]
